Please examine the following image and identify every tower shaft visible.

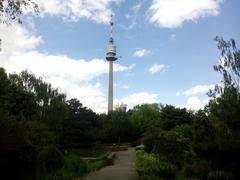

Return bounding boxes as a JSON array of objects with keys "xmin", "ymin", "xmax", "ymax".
[
  {"xmin": 108, "ymin": 61, "xmax": 113, "ymax": 112},
  {"xmin": 106, "ymin": 14, "xmax": 117, "ymax": 114}
]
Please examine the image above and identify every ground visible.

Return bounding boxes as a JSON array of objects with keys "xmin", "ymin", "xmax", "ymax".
[{"xmin": 84, "ymin": 148, "xmax": 139, "ymax": 180}]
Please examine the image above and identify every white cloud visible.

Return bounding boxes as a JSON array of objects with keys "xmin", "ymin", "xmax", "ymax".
[
  {"xmin": 148, "ymin": 64, "xmax": 168, "ymax": 74},
  {"xmin": 0, "ymin": 23, "xmax": 43, "ymax": 55},
  {"xmin": 179, "ymin": 96, "xmax": 209, "ymax": 111},
  {"xmin": 121, "ymin": 0, "xmax": 146, "ymax": 30},
  {"xmin": 0, "ymin": 24, "xmax": 133, "ymax": 113},
  {"xmin": 123, "ymin": 85, "xmax": 129, "ymax": 89},
  {"xmin": 176, "ymin": 92, "xmax": 181, "ymax": 97},
  {"xmin": 170, "ymin": 34, "xmax": 176, "ymax": 41},
  {"xmin": 147, "ymin": 0, "xmax": 223, "ymax": 28},
  {"xmin": 133, "ymin": 48, "xmax": 151, "ymax": 57},
  {"xmin": 177, "ymin": 84, "xmax": 215, "ymax": 96},
  {"xmin": 132, "ymin": 0, "xmax": 146, "ymax": 14},
  {"xmin": 33, "ymin": 0, "xmax": 123, "ymax": 24},
  {"xmin": 2, "ymin": 51, "xmax": 132, "ymax": 82},
  {"xmin": 114, "ymin": 92, "xmax": 159, "ymax": 110}
]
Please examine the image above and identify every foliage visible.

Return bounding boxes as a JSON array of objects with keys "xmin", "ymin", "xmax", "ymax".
[
  {"xmin": 209, "ymin": 36, "xmax": 240, "ymax": 97},
  {"xmin": 20, "ymin": 121, "xmax": 55, "ymax": 151},
  {"xmin": 161, "ymin": 105, "xmax": 193, "ymax": 130},
  {"xmin": 193, "ymin": 110, "xmax": 240, "ymax": 177},
  {"xmin": 136, "ymin": 150, "xmax": 177, "ymax": 180},
  {"xmin": 101, "ymin": 109, "xmax": 139, "ymax": 143},
  {"xmin": 153, "ymin": 131, "xmax": 188, "ymax": 165},
  {"xmin": 0, "ymin": 0, "xmax": 38, "ymax": 24},
  {"xmin": 207, "ymin": 87, "xmax": 240, "ymax": 130},
  {"xmin": 208, "ymin": 171, "xmax": 234, "ymax": 180},
  {"xmin": 183, "ymin": 158, "xmax": 210, "ymax": 179},
  {"xmin": 87, "ymin": 157, "xmax": 112, "ymax": 172},
  {"xmin": 0, "ymin": 112, "xmax": 37, "ymax": 180},
  {"xmin": 130, "ymin": 104, "xmax": 161, "ymax": 132},
  {"xmin": 143, "ymin": 127, "xmax": 162, "ymax": 153},
  {"xmin": 63, "ymin": 154, "xmax": 88, "ymax": 176},
  {"xmin": 60, "ymin": 98, "xmax": 101, "ymax": 148},
  {"xmin": 38, "ymin": 145, "xmax": 64, "ymax": 172}
]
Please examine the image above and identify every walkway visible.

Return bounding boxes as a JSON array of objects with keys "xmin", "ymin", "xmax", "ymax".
[{"xmin": 84, "ymin": 148, "xmax": 139, "ymax": 180}]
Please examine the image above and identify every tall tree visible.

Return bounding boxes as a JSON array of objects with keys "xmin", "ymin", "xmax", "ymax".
[
  {"xmin": 208, "ymin": 36, "xmax": 240, "ymax": 97},
  {"xmin": 130, "ymin": 104, "xmax": 161, "ymax": 132},
  {"xmin": 161, "ymin": 105, "xmax": 193, "ymax": 130},
  {"xmin": 207, "ymin": 37, "xmax": 240, "ymax": 129}
]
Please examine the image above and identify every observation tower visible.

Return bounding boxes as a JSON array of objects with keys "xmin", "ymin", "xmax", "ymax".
[{"xmin": 106, "ymin": 14, "xmax": 118, "ymax": 113}]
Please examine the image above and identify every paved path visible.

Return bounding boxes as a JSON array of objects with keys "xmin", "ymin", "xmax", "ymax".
[{"xmin": 84, "ymin": 148, "xmax": 139, "ymax": 180}]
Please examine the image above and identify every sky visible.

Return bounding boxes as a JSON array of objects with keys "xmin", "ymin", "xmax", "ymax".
[{"xmin": 0, "ymin": 0, "xmax": 240, "ymax": 113}]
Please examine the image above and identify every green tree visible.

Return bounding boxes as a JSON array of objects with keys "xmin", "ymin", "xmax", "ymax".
[
  {"xmin": 208, "ymin": 36, "xmax": 240, "ymax": 97},
  {"xmin": 161, "ymin": 105, "xmax": 193, "ymax": 130},
  {"xmin": 60, "ymin": 98, "xmax": 101, "ymax": 148},
  {"xmin": 193, "ymin": 110, "xmax": 240, "ymax": 178},
  {"xmin": 206, "ymin": 37, "xmax": 240, "ymax": 130},
  {"xmin": 0, "ymin": 68, "xmax": 37, "ymax": 120},
  {"xmin": 130, "ymin": 104, "xmax": 161, "ymax": 132}
]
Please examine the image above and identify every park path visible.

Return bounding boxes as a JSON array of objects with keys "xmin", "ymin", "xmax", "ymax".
[{"xmin": 84, "ymin": 148, "xmax": 139, "ymax": 180}]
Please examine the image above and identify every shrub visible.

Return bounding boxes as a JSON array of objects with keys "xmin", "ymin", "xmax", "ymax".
[
  {"xmin": 143, "ymin": 127, "xmax": 161, "ymax": 152},
  {"xmin": 136, "ymin": 150, "xmax": 177, "ymax": 180},
  {"xmin": 183, "ymin": 159, "xmax": 210, "ymax": 179},
  {"xmin": 64, "ymin": 154, "xmax": 88, "ymax": 176},
  {"xmin": 208, "ymin": 170, "xmax": 234, "ymax": 180},
  {"xmin": 38, "ymin": 146, "xmax": 64, "ymax": 172},
  {"xmin": 152, "ymin": 131, "xmax": 188, "ymax": 165}
]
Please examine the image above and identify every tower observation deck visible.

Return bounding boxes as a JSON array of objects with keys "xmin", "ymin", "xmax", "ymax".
[{"xmin": 106, "ymin": 14, "xmax": 118, "ymax": 113}]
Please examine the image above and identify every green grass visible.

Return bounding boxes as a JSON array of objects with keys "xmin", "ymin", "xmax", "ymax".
[
  {"xmin": 39, "ymin": 151, "xmax": 114, "ymax": 180},
  {"xmin": 73, "ymin": 150, "xmax": 106, "ymax": 158},
  {"xmin": 87, "ymin": 152, "xmax": 114, "ymax": 172}
]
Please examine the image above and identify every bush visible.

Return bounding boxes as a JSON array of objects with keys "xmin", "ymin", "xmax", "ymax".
[
  {"xmin": 38, "ymin": 146, "xmax": 64, "ymax": 172},
  {"xmin": 143, "ymin": 127, "xmax": 161, "ymax": 153},
  {"xmin": 150, "ymin": 130, "xmax": 188, "ymax": 165},
  {"xmin": 208, "ymin": 171, "xmax": 234, "ymax": 180},
  {"xmin": 64, "ymin": 154, "xmax": 88, "ymax": 176},
  {"xmin": 0, "ymin": 114, "xmax": 37, "ymax": 180},
  {"xmin": 183, "ymin": 159, "xmax": 210, "ymax": 179},
  {"xmin": 136, "ymin": 150, "xmax": 177, "ymax": 180},
  {"xmin": 88, "ymin": 152, "xmax": 114, "ymax": 172}
]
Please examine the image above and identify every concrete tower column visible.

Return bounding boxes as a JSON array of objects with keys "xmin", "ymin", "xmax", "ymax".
[
  {"xmin": 106, "ymin": 14, "xmax": 117, "ymax": 114},
  {"xmin": 108, "ymin": 61, "xmax": 113, "ymax": 112}
]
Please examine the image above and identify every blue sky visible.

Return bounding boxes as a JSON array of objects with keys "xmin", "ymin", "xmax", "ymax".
[{"xmin": 0, "ymin": 0, "xmax": 239, "ymax": 113}]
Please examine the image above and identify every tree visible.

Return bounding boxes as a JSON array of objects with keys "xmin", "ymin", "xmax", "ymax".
[
  {"xmin": 193, "ymin": 110, "xmax": 240, "ymax": 178},
  {"xmin": 129, "ymin": 104, "xmax": 162, "ymax": 135},
  {"xmin": 161, "ymin": 105, "xmax": 193, "ymax": 130},
  {"xmin": 208, "ymin": 36, "xmax": 240, "ymax": 97},
  {"xmin": 0, "ymin": 0, "xmax": 38, "ymax": 24},
  {"xmin": 60, "ymin": 98, "xmax": 101, "ymax": 148},
  {"xmin": 0, "ymin": 68, "xmax": 37, "ymax": 120},
  {"xmin": 207, "ymin": 37, "xmax": 240, "ymax": 129}
]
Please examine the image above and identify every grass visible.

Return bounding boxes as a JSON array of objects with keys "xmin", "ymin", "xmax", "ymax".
[
  {"xmin": 40, "ymin": 151, "xmax": 114, "ymax": 179},
  {"xmin": 87, "ymin": 152, "xmax": 114, "ymax": 172},
  {"xmin": 73, "ymin": 150, "xmax": 106, "ymax": 158}
]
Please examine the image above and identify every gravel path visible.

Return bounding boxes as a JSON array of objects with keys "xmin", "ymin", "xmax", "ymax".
[{"xmin": 84, "ymin": 148, "xmax": 139, "ymax": 180}]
